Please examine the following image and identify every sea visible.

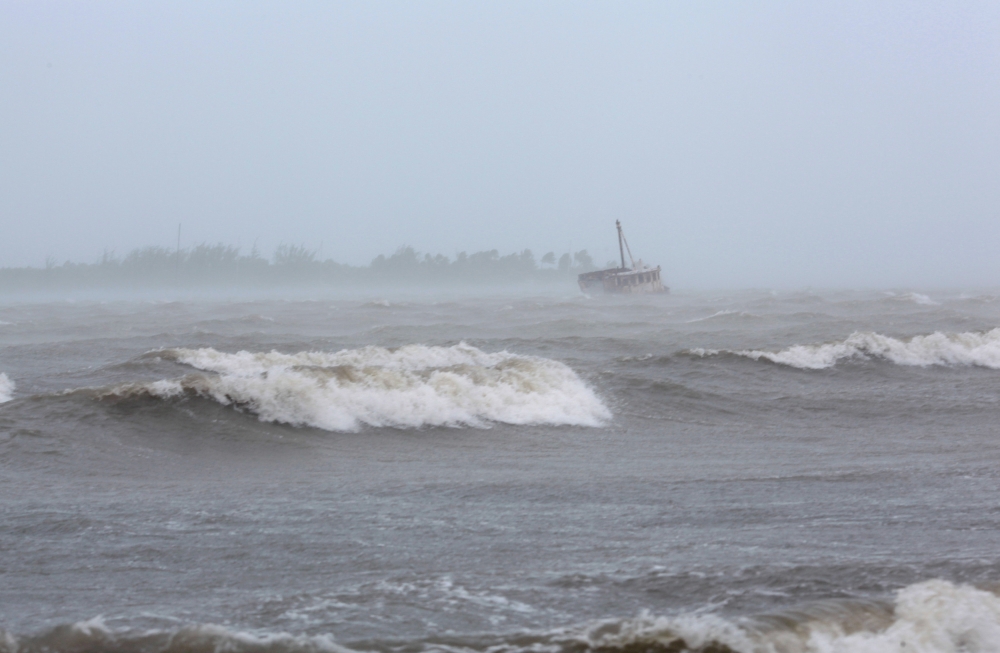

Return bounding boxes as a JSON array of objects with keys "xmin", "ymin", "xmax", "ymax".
[{"xmin": 2, "ymin": 287, "xmax": 1000, "ymax": 653}]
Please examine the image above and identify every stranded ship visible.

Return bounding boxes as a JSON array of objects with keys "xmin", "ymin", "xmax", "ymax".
[{"xmin": 577, "ymin": 221, "xmax": 668, "ymax": 295}]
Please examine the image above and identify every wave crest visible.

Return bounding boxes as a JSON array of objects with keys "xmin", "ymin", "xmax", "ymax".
[
  {"xmin": 6, "ymin": 617, "xmax": 351, "ymax": 653},
  {"xmin": 796, "ymin": 580, "xmax": 1000, "ymax": 653},
  {"xmin": 692, "ymin": 328, "xmax": 1000, "ymax": 370},
  {"xmin": 103, "ymin": 344, "xmax": 610, "ymax": 431},
  {"xmin": 8, "ymin": 581, "xmax": 999, "ymax": 653},
  {"xmin": 561, "ymin": 580, "xmax": 1000, "ymax": 653},
  {"xmin": 0, "ymin": 373, "xmax": 14, "ymax": 404}
]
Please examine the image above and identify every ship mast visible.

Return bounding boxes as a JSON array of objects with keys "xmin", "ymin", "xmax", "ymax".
[
  {"xmin": 616, "ymin": 220, "xmax": 636, "ymax": 270},
  {"xmin": 617, "ymin": 221, "xmax": 625, "ymax": 269}
]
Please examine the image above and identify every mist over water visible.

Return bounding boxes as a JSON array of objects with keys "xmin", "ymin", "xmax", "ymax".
[{"xmin": 3, "ymin": 288, "xmax": 1000, "ymax": 652}]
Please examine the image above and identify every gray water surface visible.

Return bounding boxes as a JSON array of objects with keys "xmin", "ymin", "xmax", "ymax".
[{"xmin": 1, "ymin": 289, "xmax": 999, "ymax": 652}]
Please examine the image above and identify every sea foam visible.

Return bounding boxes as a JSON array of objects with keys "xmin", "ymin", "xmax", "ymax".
[
  {"xmin": 6, "ymin": 580, "xmax": 999, "ymax": 653},
  {"xmin": 693, "ymin": 328, "xmax": 1000, "ymax": 370},
  {"xmin": 3, "ymin": 617, "xmax": 352, "ymax": 653},
  {"xmin": 116, "ymin": 343, "xmax": 610, "ymax": 431},
  {"xmin": 800, "ymin": 580, "xmax": 1000, "ymax": 653},
  {"xmin": 0, "ymin": 374, "xmax": 14, "ymax": 404},
  {"xmin": 558, "ymin": 580, "xmax": 999, "ymax": 653}
]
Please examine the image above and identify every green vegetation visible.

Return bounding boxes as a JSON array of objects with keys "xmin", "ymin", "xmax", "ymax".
[{"xmin": 0, "ymin": 244, "xmax": 599, "ymax": 291}]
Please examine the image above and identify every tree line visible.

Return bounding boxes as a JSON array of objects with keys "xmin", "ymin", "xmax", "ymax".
[{"xmin": 0, "ymin": 244, "xmax": 604, "ymax": 290}]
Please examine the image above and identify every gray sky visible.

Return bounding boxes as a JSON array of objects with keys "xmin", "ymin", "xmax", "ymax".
[{"xmin": 2, "ymin": 1, "xmax": 998, "ymax": 288}]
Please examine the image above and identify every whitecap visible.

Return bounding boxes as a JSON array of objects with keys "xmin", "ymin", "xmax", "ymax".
[
  {"xmin": 686, "ymin": 310, "xmax": 758, "ymax": 324},
  {"xmin": 802, "ymin": 580, "xmax": 1000, "ymax": 653},
  {"xmin": 696, "ymin": 328, "xmax": 1000, "ymax": 370},
  {"xmin": 556, "ymin": 579, "xmax": 1000, "ymax": 653},
  {"xmin": 0, "ymin": 374, "xmax": 14, "ymax": 404},
  {"xmin": 16, "ymin": 579, "xmax": 1000, "ymax": 653},
  {"xmin": 905, "ymin": 292, "xmax": 939, "ymax": 306},
  {"xmin": 110, "ymin": 343, "xmax": 611, "ymax": 431},
  {"xmin": 686, "ymin": 310, "xmax": 738, "ymax": 323},
  {"xmin": 37, "ymin": 618, "xmax": 353, "ymax": 653}
]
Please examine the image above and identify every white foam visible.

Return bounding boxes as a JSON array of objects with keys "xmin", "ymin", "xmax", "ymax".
[
  {"xmin": 56, "ymin": 619, "xmax": 352, "ymax": 653},
  {"xmin": 686, "ymin": 309, "xmax": 742, "ymax": 323},
  {"xmin": 803, "ymin": 580, "xmax": 1000, "ymax": 653},
  {"xmin": 558, "ymin": 580, "xmax": 1000, "ymax": 653},
  {"xmin": 906, "ymin": 292, "xmax": 939, "ymax": 306},
  {"xmin": 0, "ymin": 374, "xmax": 14, "ymax": 404},
  {"xmin": 369, "ymin": 577, "xmax": 538, "ymax": 614},
  {"xmin": 70, "ymin": 615, "xmax": 110, "ymax": 636},
  {"xmin": 161, "ymin": 623, "xmax": 351, "ymax": 653},
  {"xmin": 559, "ymin": 612, "xmax": 753, "ymax": 653},
  {"xmin": 19, "ymin": 580, "xmax": 1000, "ymax": 653},
  {"xmin": 130, "ymin": 343, "xmax": 610, "ymax": 431},
  {"xmin": 884, "ymin": 291, "xmax": 939, "ymax": 305},
  {"xmin": 694, "ymin": 328, "xmax": 1000, "ymax": 370}
]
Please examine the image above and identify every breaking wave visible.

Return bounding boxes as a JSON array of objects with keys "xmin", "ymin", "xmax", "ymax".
[
  {"xmin": 884, "ymin": 291, "xmax": 939, "ymax": 306},
  {"xmin": 906, "ymin": 292, "xmax": 938, "ymax": 306},
  {"xmin": 1, "ymin": 617, "xmax": 351, "ymax": 653},
  {"xmin": 0, "ymin": 374, "xmax": 14, "ymax": 404},
  {"xmin": 770, "ymin": 579, "xmax": 1000, "ymax": 653},
  {"xmin": 685, "ymin": 310, "xmax": 757, "ymax": 323},
  {"xmin": 568, "ymin": 580, "xmax": 1000, "ymax": 653},
  {"xmin": 4, "ymin": 580, "xmax": 999, "ymax": 653},
  {"xmin": 100, "ymin": 344, "xmax": 610, "ymax": 431},
  {"xmin": 692, "ymin": 328, "xmax": 1000, "ymax": 370}
]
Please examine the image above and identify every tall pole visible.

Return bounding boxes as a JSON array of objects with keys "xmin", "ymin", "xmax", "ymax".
[{"xmin": 616, "ymin": 220, "xmax": 625, "ymax": 269}]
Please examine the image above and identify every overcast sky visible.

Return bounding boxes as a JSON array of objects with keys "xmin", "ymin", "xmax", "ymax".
[{"xmin": 2, "ymin": 1, "xmax": 998, "ymax": 287}]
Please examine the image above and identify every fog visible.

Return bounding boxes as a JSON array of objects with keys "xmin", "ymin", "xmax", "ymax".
[{"xmin": 2, "ymin": 2, "xmax": 998, "ymax": 289}]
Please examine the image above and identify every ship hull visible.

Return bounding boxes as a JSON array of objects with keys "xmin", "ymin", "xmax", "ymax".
[{"xmin": 578, "ymin": 266, "xmax": 668, "ymax": 295}]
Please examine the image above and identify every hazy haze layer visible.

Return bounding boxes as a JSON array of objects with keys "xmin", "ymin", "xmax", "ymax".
[{"xmin": 2, "ymin": 1, "xmax": 999, "ymax": 288}]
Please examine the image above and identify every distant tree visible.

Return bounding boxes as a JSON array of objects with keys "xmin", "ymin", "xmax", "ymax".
[
  {"xmin": 386, "ymin": 246, "xmax": 419, "ymax": 269},
  {"xmin": 371, "ymin": 246, "xmax": 421, "ymax": 277},
  {"xmin": 468, "ymin": 249, "xmax": 500, "ymax": 269},
  {"xmin": 121, "ymin": 246, "xmax": 175, "ymax": 276},
  {"xmin": 189, "ymin": 244, "xmax": 241, "ymax": 270},
  {"xmin": 273, "ymin": 244, "xmax": 317, "ymax": 267},
  {"xmin": 0, "ymin": 240, "xmax": 607, "ymax": 291},
  {"xmin": 430, "ymin": 253, "xmax": 448, "ymax": 266}
]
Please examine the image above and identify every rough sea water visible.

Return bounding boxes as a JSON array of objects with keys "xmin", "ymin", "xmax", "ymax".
[{"xmin": 2, "ymin": 288, "xmax": 1000, "ymax": 653}]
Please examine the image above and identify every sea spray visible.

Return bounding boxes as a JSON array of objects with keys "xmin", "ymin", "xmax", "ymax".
[{"xmin": 104, "ymin": 343, "xmax": 611, "ymax": 431}]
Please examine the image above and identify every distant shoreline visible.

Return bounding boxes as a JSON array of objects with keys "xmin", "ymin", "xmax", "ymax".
[{"xmin": 0, "ymin": 244, "xmax": 604, "ymax": 294}]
